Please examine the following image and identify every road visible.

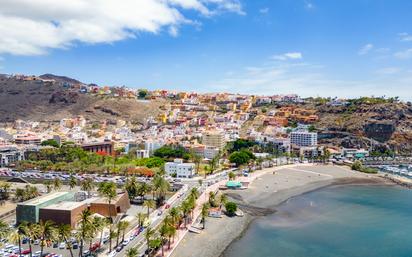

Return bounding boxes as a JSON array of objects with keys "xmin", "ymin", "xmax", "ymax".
[{"xmin": 113, "ymin": 168, "xmax": 236, "ymax": 257}]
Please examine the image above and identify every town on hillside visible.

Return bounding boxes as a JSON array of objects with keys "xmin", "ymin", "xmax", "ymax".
[{"xmin": 1, "ymin": 73, "xmax": 412, "ymax": 257}]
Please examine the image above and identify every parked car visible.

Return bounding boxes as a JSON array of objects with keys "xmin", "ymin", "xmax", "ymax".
[{"xmin": 122, "ymin": 239, "xmax": 129, "ymax": 246}]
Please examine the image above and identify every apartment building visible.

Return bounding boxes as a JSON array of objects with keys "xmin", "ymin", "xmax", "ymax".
[
  {"xmin": 202, "ymin": 130, "xmax": 226, "ymax": 150},
  {"xmin": 290, "ymin": 131, "xmax": 318, "ymax": 147},
  {"xmin": 165, "ymin": 159, "xmax": 196, "ymax": 178}
]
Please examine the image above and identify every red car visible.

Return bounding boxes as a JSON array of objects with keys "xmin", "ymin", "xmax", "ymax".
[
  {"xmin": 90, "ymin": 242, "xmax": 101, "ymax": 252},
  {"xmin": 21, "ymin": 249, "xmax": 31, "ymax": 254}
]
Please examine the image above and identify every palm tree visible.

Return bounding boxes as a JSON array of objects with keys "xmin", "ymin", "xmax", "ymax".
[
  {"xmin": 152, "ymin": 175, "xmax": 170, "ymax": 206},
  {"xmin": 115, "ymin": 220, "xmax": 129, "ymax": 247},
  {"xmin": 137, "ymin": 182, "xmax": 150, "ymax": 200},
  {"xmin": 0, "ymin": 181, "xmax": 11, "ymax": 200},
  {"xmin": 165, "ymin": 221, "xmax": 176, "ymax": 249},
  {"xmin": 119, "ymin": 220, "xmax": 130, "ymax": 242},
  {"xmin": 143, "ymin": 199, "xmax": 156, "ymax": 215},
  {"xmin": 44, "ymin": 180, "xmax": 53, "ymax": 193},
  {"xmin": 191, "ymin": 152, "xmax": 202, "ymax": 175},
  {"xmin": 136, "ymin": 212, "xmax": 147, "ymax": 228},
  {"xmin": 209, "ymin": 191, "xmax": 216, "ymax": 207},
  {"xmin": 38, "ymin": 220, "xmax": 56, "ymax": 257},
  {"xmin": 81, "ymin": 178, "xmax": 95, "ymax": 198},
  {"xmin": 9, "ymin": 228, "xmax": 22, "ymax": 256},
  {"xmin": 57, "ymin": 224, "xmax": 74, "ymax": 257},
  {"xmin": 20, "ymin": 222, "xmax": 38, "ymax": 257},
  {"xmin": 228, "ymin": 171, "xmax": 236, "ymax": 181},
  {"xmin": 108, "ymin": 226, "xmax": 117, "ymax": 253},
  {"xmin": 53, "ymin": 178, "xmax": 62, "ymax": 191},
  {"xmin": 189, "ymin": 187, "xmax": 199, "ymax": 200},
  {"xmin": 0, "ymin": 220, "xmax": 10, "ymax": 240},
  {"xmin": 144, "ymin": 226, "xmax": 155, "ymax": 254},
  {"xmin": 169, "ymin": 207, "xmax": 181, "ymax": 228},
  {"xmin": 69, "ymin": 174, "xmax": 77, "ymax": 190},
  {"xmin": 97, "ymin": 181, "xmax": 117, "ymax": 220},
  {"xmin": 201, "ymin": 203, "xmax": 210, "ymax": 229},
  {"xmin": 77, "ymin": 209, "xmax": 94, "ymax": 257},
  {"xmin": 159, "ymin": 222, "xmax": 169, "ymax": 256},
  {"xmin": 180, "ymin": 200, "xmax": 191, "ymax": 227},
  {"xmin": 219, "ymin": 193, "xmax": 228, "ymax": 209},
  {"xmin": 125, "ymin": 247, "xmax": 139, "ymax": 257},
  {"xmin": 93, "ymin": 216, "xmax": 107, "ymax": 246}
]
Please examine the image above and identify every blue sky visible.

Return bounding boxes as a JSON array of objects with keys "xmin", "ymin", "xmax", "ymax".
[{"xmin": 1, "ymin": 0, "xmax": 412, "ymax": 99}]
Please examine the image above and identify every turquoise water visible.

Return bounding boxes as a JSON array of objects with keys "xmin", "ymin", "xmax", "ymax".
[{"xmin": 223, "ymin": 185, "xmax": 412, "ymax": 257}]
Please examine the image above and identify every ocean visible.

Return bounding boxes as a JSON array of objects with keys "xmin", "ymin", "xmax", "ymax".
[{"xmin": 223, "ymin": 185, "xmax": 412, "ymax": 257}]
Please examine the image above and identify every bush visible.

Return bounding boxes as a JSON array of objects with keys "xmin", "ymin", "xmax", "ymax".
[
  {"xmin": 225, "ymin": 202, "xmax": 237, "ymax": 216},
  {"xmin": 229, "ymin": 150, "xmax": 255, "ymax": 166},
  {"xmin": 351, "ymin": 160, "xmax": 378, "ymax": 174}
]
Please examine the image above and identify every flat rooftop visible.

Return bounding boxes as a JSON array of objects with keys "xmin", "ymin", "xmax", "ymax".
[
  {"xmin": 20, "ymin": 191, "xmax": 71, "ymax": 206},
  {"xmin": 92, "ymin": 193, "xmax": 125, "ymax": 204},
  {"xmin": 41, "ymin": 201, "xmax": 85, "ymax": 211}
]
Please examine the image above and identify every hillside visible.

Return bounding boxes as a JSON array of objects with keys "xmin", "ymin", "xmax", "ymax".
[
  {"xmin": 0, "ymin": 75, "xmax": 163, "ymax": 123},
  {"xmin": 314, "ymin": 101, "xmax": 412, "ymax": 152}
]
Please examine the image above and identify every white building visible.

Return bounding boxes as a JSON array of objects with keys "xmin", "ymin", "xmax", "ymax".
[
  {"xmin": 136, "ymin": 149, "xmax": 150, "ymax": 159},
  {"xmin": 145, "ymin": 140, "xmax": 164, "ymax": 156},
  {"xmin": 204, "ymin": 147, "xmax": 220, "ymax": 159},
  {"xmin": 165, "ymin": 159, "xmax": 196, "ymax": 178},
  {"xmin": 341, "ymin": 148, "xmax": 369, "ymax": 159},
  {"xmin": 0, "ymin": 146, "xmax": 25, "ymax": 167},
  {"xmin": 290, "ymin": 131, "xmax": 317, "ymax": 147}
]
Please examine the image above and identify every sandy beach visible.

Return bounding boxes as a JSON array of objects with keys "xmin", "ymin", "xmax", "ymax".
[{"xmin": 171, "ymin": 164, "xmax": 391, "ymax": 257}]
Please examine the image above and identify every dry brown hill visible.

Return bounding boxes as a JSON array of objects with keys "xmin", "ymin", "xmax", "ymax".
[{"xmin": 0, "ymin": 75, "xmax": 163, "ymax": 123}]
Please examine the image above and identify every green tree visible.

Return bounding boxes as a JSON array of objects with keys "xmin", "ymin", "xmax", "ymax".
[
  {"xmin": 53, "ymin": 177, "xmax": 62, "ymax": 191},
  {"xmin": 143, "ymin": 199, "xmax": 156, "ymax": 215},
  {"xmin": 219, "ymin": 193, "xmax": 228, "ymax": 209},
  {"xmin": 229, "ymin": 150, "xmax": 255, "ymax": 166},
  {"xmin": 144, "ymin": 227, "xmax": 155, "ymax": 254},
  {"xmin": 69, "ymin": 174, "xmax": 77, "ymax": 190},
  {"xmin": 126, "ymin": 247, "xmax": 139, "ymax": 257},
  {"xmin": 81, "ymin": 178, "xmax": 95, "ymax": 198},
  {"xmin": 225, "ymin": 202, "xmax": 237, "ymax": 217},
  {"xmin": 0, "ymin": 181, "xmax": 11, "ymax": 200},
  {"xmin": 57, "ymin": 224, "xmax": 75, "ymax": 257},
  {"xmin": 201, "ymin": 203, "xmax": 210, "ymax": 229},
  {"xmin": 41, "ymin": 139, "xmax": 59, "ymax": 148},
  {"xmin": 138, "ymin": 89, "xmax": 148, "ymax": 98},
  {"xmin": 136, "ymin": 212, "xmax": 147, "ymax": 228},
  {"xmin": 228, "ymin": 171, "xmax": 236, "ymax": 181},
  {"xmin": 44, "ymin": 180, "xmax": 53, "ymax": 193},
  {"xmin": 38, "ymin": 220, "xmax": 57, "ymax": 257},
  {"xmin": 77, "ymin": 209, "xmax": 95, "ymax": 257}
]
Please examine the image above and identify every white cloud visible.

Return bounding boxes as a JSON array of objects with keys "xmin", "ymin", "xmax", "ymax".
[
  {"xmin": 0, "ymin": 0, "xmax": 243, "ymax": 56},
  {"xmin": 272, "ymin": 52, "xmax": 303, "ymax": 61},
  {"xmin": 399, "ymin": 32, "xmax": 412, "ymax": 42},
  {"xmin": 305, "ymin": 1, "xmax": 314, "ymax": 9},
  {"xmin": 394, "ymin": 49, "xmax": 412, "ymax": 59},
  {"xmin": 358, "ymin": 43, "xmax": 374, "ymax": 55},
  {"xmin": 259, "ymin": 8, "xmax": 269, "ymax": 14},
  {"xmin": 206, "ymin": 58, "xmax": 412, "ymax": 100},
  {"xmin": 375, "ymin": 67, "xmax": 401, "ymax": 75}
]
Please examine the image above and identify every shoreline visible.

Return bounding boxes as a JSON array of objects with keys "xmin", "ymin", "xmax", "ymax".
[{"xmin": 171, "ymin": 165, "xmax": 394, "ymax": 257}]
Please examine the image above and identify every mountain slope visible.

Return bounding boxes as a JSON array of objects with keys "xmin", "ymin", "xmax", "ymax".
[{"xmin": 0, "ymin": 75, "xmax": 162, "ymax": 123}]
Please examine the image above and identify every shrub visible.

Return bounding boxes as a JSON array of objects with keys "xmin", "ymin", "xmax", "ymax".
[{"xmin": 225, "ymin": 202, "xmax": 238, "ymax": 216}]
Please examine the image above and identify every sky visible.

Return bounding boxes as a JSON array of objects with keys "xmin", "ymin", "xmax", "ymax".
[{"xmin": 1, "ymin": 0, "xmax": 412, "ymax": 99}]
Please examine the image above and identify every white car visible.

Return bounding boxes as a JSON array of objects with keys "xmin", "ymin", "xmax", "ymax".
[
  {"xmin": 108, "ymin": 250, "xmax": 117, "ymax": 257},
  {"xmin": 122, "ymin": 239, "xmax": 129, "ymax": 246},
  {"xmin": 59, "ymin": 242, "xmax": 66, "ymax": 249}
]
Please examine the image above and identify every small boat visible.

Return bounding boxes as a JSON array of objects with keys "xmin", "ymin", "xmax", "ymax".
[
  {"xmin": 235, "ymin": 210, "xmax": 244, "ymax": 217},
  {"xmin": 188, "ymin": 226, "xmax": 202, "ymax": 234}
]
